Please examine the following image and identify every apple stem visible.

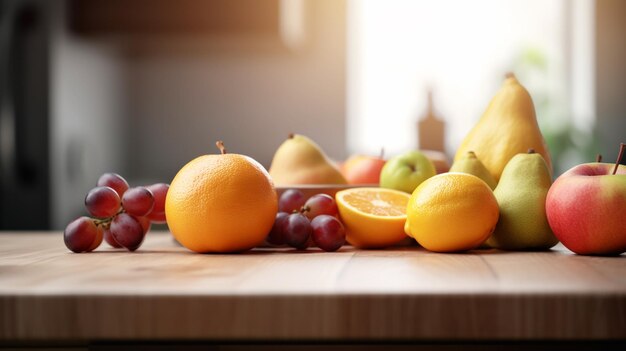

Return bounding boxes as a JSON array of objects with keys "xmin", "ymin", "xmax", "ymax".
[
  {"xmin": 288, "ymin": 133, "xmax": 295, "ymax": 139},
  {"xmin": 612, "ymin": 143, "xmax": 625, "ymax": 175},
  {"xmin": 528, "ymin": 148, "xmax": 536, "ymax": 154},
  {"xmin": 380, "ymin": 148, "xmax": 385, "ymax": 160},
  {"xmin": 596, "ymin": 154, "xmax": 602, "ymax": 163},
  {"xmin": 216, "ymin": 141, "xmax": 227, "ymax": 155}
]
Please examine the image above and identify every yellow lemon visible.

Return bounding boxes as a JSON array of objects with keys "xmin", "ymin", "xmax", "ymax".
[
  {"xmin": 335, "ymin": 187, "xmax": 410, "ymax": 248},
  {"xmin": 405, "ymin": 173, "xmax": 499, "ymax": 252}
]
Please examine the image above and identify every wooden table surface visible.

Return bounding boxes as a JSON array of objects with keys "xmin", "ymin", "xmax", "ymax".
[{"xmin": 0, "ymin": 232, "xmax": 625, "ymax": 342}]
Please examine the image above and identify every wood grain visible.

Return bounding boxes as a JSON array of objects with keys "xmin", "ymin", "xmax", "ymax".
[{"xmin": 0, "ymin": 232, "xmax": 625, "ymax": 341}]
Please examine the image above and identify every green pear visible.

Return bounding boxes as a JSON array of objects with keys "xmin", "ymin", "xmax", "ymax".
[
  {"xmin": 486, "ymin": 150, "xmax": 558, "ymax": 250},
  {"xmin": 269, "ymin": 134, "xmax": 347, "ymax": 186},
  {"xmin": 449, "ymin": 151, "xmax": 497, "ymax": 190}
]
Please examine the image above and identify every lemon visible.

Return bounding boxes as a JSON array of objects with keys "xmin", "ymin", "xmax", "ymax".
[
  {"xmin": 335, "ymin": 187, "xmax": 410, "ymax": 248},
  {"xmin": 405, "ymin": 173, "xmax": 499, "ymax": 252}
]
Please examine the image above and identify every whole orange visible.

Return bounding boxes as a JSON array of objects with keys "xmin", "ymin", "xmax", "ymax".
[{"xmin": 165, "ymin": 142, "xmax": 278, "ymax": 253}]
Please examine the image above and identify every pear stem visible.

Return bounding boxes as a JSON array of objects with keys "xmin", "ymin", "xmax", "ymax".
[
  {"xmin": 505, "ymin": 72, "xmax": 516, "ymax": 79},
  {"xmin": 612, "ymin": 143, "xmax": 625, "ymax": 175},
  {"xmin": 288, "ymin": 133, "xmax": 295, "ymax": 139},
  {"xmin": 527, "ymin": 148, "xmax": 536, "ymax": 154},
  {"xmin": 216, "ymin": 141, "xmax": 227, "ymax": 155},
  {"xmin": 596, "ymin": 154, "xmax": 602, "ymax": 163}
]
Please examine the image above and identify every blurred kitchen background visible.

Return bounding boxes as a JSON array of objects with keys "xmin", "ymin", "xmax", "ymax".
[{"xmin": 0, "ymin": 0, "xmax": 625, "ymax": 230}]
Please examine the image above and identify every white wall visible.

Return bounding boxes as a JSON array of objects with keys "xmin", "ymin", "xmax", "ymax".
[
  {"xmin": 596, "ymin": 0, "xmax": 626, "ymax": 162},
  {"xmin": 50, "ymin": 2, "xmax": 126, "ymax": 228},
  {"xmin": 49, "ymin": 0, "xmax": 346, "ymax": 228},
  {"xmin": 122, "ymin": 0, "xmax": 347, "ymax": 184}
]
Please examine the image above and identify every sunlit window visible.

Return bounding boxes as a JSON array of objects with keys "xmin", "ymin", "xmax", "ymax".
[{"xmin": 347, "ymin": 0, "xmax": 594, "ymax": 174}]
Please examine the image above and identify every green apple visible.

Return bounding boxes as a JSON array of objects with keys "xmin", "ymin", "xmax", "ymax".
[{"xmin": 380, "ymin": 150, "xmax": 436, "ymax": 193}]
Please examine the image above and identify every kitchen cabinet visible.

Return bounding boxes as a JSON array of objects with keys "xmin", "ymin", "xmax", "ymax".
[{"xmin": 69, "ymin": 0, "xmax": 281, "ymax": 36}]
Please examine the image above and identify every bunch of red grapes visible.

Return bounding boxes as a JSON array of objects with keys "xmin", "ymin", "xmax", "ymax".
[
  {"xmin": 268, "ymin": 189, "xmax": 346, "ymax": 252},
  {"xmin": 64, "ymin": 173, "xmax": 169, "ymax": 253}
]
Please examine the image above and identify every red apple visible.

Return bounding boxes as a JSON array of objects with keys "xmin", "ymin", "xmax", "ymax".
[
  {"xmin": 546, "ymin": 144, "xmax": 626, "ymax": 255},
  {"xmin": 341, "ymin": 152, "xmax": 386, "ymax": 185}
]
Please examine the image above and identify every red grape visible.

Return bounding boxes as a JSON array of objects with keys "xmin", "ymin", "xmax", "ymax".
[
  {"xmin": 86, "ymin": 225, "xmax": 104, "ymax": 252},
  {"xmin": 136, "ymin": 216, "xmax": 151, "ymax": 234},
  {"xmin": 97, "ymin": 173, "xmax": 129, "ymax": 197},
  {"xmin": 122, "ymin": 187, "xmax": 155, "ymax": 217},
  {"xmin": 110, "ymin": 213, "xmax": 145, "ymax": 251},
  {"xmin": 267, "ymin": 212, "xmax": 289, "ymax": 245},
  {"xmin": 64, "ymin": 217, "xmax": 99, "ymax": 253},
  {"xmin": 279, "ymin": 189, "xmax": 306, "ymax": 213},
  {"xmin": 311, "ymin": 215, "xmax": 345, "ymax": 252},
  {"xmin": 104, "ymin": 228, "xmax": 122, "ymax": 248},
  {"xmin": 303, "ymin": 194, "xmax": 338, "ymax": 220},
  {"xmin": 85, "ymin": 186, "xmax": 121, "ymax": 218},
  {"xmin": 146, "ymin": 211, "xmax": 166, "ymax": 223},
  {"xmin": 282, "ymin": 213, "xmax": 312, "ymax": 250},
  {"xmin": 146, "ymin": 183, "xmax": 169, "ymax": 223}
]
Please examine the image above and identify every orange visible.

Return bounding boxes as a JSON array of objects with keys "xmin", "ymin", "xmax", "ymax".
[
  {"xmin": 165, "ymin": 142, "xmax": 278, "ymax": 253},
  {"xmin": 335, "ymin": 187, "xmax": 410, "ymax": 248},
  {"xmin": 405, "ymin": 172, "xmax": 499, "ymax": 252}
]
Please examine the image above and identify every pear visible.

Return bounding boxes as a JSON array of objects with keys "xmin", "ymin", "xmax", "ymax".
[
  {"xmin": 269, "ymin": 134, "xmax": 347, "ymax": 185},
  {"xmin": 449, "ymin": 151, "xmax": 497, "ymax": 189},
  {"xmin": 486, "ymin": 150, "xmax": 558, "ymax": 250},
  {"xmin": 454, "ymin": 73, "xmax": 552, "ymax": 182}
]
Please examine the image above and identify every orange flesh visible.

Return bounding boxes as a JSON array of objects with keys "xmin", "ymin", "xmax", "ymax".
[{"xmin": 341, "ymin": 190, "xmax": 408, "ymax": 217}]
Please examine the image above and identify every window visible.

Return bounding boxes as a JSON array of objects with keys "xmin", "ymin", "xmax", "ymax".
[{"xmin": 347, "ymin": 0, "xmax": 594, "ymax": 174}]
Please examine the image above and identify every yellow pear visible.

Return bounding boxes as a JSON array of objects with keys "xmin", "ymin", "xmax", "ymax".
[
  {"xmin": 454, "ymin": 73, "xmax": 552, "ymax": 182},
  {"xmin": 450, "ymin": 151, "xmax": 497, "ymax": 189},
  {"xmin": 269, "ymin": 134, "xmax": 347, "ymax": 185}
]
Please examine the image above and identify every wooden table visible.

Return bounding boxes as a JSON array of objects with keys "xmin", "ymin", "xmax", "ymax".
[{"xmin": 1, "ymin": 232, "xmax": 625, "ymax": 348}]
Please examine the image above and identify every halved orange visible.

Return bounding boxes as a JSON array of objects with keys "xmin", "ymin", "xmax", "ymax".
[{"xmin": 335, "ymin": 187, "xmax": 410, "ymax": 248}]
